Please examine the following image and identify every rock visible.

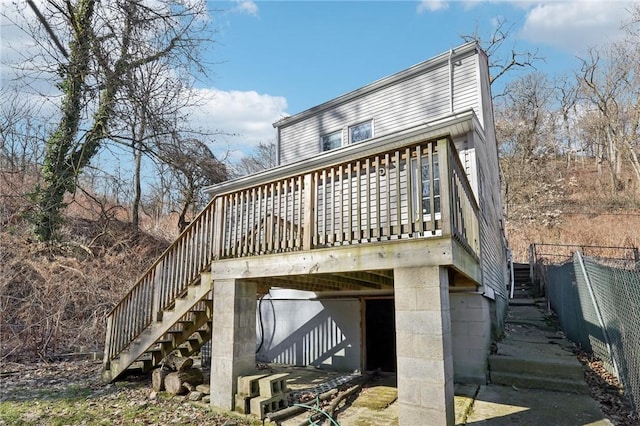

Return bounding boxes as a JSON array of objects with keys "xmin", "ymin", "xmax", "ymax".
[
  {"xmin": 195, "ymin": 384, "xmax": 210, "ymax": 394},
  {"xmin": 149, "ymin": 391, "xmax": 157, "ymax": 400},
  {"xmin": 202, "ymin": 395, "xmax": 210, "ymax": 403},
  {"xmin": 188, "ymin": 391, "xmax": 204, "ymax": 401}
]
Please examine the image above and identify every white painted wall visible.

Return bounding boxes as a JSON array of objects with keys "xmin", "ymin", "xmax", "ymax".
[
  {"xmin": 256, "ymin": 289, "xmax": 361, "ymax": 372},
  {"xmin": 450, "ymin": 292, "xmax": 492, "ymax": 383}
]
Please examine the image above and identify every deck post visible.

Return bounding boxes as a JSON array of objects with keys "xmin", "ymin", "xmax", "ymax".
[
  {"xmin": 437, "ymin": 138, "xmax": 451, "ymax": 237},
  {"xmin": 209, "ymin": 278, "xmax": 257, "ymax": 410},
  {"xmin": 394, "ymin": 265, "xmax": 454, "ymax": 425},
  {"xmin": 212, "ymin": 197, "xmax": 224, "ymax": 259},
  {"xmin": 303, "ymin": 173, "xmax": 315, "ymax": 251}
]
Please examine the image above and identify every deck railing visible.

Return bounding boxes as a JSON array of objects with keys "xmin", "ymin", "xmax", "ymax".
[{"xmin": 104, "ymin": 135, "xmax": 479, "ymax": 366}]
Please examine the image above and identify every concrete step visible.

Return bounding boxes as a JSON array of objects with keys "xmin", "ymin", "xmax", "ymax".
[
  {"xmin": 490, "ymin": 371, "xmax": 589, "ymax": 394},
  {"xmin": 489, "ymin": 354, "xmax": 584, "ymax": 381}
]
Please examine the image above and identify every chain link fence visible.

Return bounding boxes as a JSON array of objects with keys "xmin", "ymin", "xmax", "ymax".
[{"xmin": 545, "ymin": 250, "xmax": 640, "ymax": 414}]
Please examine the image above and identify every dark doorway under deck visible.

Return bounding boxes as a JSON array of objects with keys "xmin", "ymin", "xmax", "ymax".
[{"xmin": 365, "ymin": 298, "xmax": 397, "ymax": 373}]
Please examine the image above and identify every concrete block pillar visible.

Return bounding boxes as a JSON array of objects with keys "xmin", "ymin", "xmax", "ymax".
[
  {"xmin": 210, "ymin": 278, "xmax": 257, "ymax": 410},
  {"xmin": 394, "ymin": 266, "xmax": 454, "ymax": 426}
]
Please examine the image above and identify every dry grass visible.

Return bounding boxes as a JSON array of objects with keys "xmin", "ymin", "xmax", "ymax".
[
  {"xmin": 505, "ymin": 159, "xmax": 640, "ymax": 262},
  {"xmin": 0, "ymin": 171, "xmax": 172, "ymax": 362}
]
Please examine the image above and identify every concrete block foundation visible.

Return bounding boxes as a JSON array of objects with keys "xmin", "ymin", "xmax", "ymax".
[
  {"xmin": 209, "ymin": 279, "xmax": 257, "ymax": 410},
  {"xmin": 394, "ymin": 265, "xmax": 454, "ymax": 425}
]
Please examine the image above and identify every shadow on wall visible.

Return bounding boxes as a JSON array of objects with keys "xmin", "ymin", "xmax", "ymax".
[{"xmin": 256, "ymin": 290, "xmax": 361, "ymax": 372}]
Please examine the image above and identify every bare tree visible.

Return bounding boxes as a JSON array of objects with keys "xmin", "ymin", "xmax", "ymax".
[
  {"xmin": 579, "ymin": 43, "xmax": 640, "ymax": 192},
  {"xmin": 6, "ymin": 0, "xmax": 212, "ymax": 241},
  {"xmin": 108, "ymin": 59, "xmax": 195, "ymax": 228},
  {"xmin": 461, "ymin": 18, "xmax": 543, "ymax": 87},
  {"xmin": 495, "ymin": 72, "xmax": 568, "ymax": 224},
  {"xmin": 156, "ymin": 137, "xmax": 227, "ymax": 232},
  {"xmin": 233, "ymin": 141, "xmax": 277, "ymax": 177}
]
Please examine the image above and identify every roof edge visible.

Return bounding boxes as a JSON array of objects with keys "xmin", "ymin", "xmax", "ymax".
[{"xmin": 272, "ymin": 41, "xmax": 479, "ymax": 129}]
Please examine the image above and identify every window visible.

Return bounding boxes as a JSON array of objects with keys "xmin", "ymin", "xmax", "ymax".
[
  {"xmin": 321, "ymin": 130, "xmax": 342, "ymax": 151},
  {"xmin": 413, "ymin": 155, "xmax": 440, "ymax": 220},
  {"xmin": 349, "ymin": 120, "xmax": 373, "ymax": 144}
]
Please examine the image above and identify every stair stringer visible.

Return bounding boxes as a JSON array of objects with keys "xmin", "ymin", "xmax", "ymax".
[{"xmin": 103, "ymin": 272, "xmax": 213, "ymax": 382}]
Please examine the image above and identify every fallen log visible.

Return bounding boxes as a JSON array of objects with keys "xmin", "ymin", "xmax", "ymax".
[
  {"xmin": 162, "ymin": 354, "xmax": 193, "ymax": 372},
  {"xmin": 165, "ymin": 368, "xmax": 204, "ymax": 395},
  {"xmin": 152, "ymin": 368, "xmax": 169, "ymax": 392}
]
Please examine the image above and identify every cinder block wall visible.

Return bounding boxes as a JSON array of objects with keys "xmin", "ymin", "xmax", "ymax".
[{"xmin": 450, "ymin": 293, "xmax": 492, "ymax": 384}]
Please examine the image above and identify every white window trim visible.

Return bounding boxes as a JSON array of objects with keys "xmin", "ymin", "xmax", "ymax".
[
  {"xmin": 320, "ymin": 129, "xmax": 343, "ymax": 152},
  {"xmin": 348, "ymin": 119, "xmax": 374, "ymax": 144}
]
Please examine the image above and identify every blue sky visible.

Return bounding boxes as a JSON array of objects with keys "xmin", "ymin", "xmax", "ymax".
[
  {"xmin": 200, "ymin": 0, "xmax": 633, "ymax": 159},
  {"xmin": 1, "ymin": 0, "xmax": 635, "ymax": 163}
]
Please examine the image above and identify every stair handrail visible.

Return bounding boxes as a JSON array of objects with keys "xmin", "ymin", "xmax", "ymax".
[{"xmin": 104, "ymin": 195, "xmax": 219, "ymax": 362}]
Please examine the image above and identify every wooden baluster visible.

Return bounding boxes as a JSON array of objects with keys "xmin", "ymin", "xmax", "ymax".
[
  {"xmin": 249, "ymin": 187, "xmax": 256, "ymax": 255},
  {"xmin": 292, "ymin": 177, "xmax": 297, "ymax": 249},
  {"xmin": 320, "ymin": 170, "xmax": 327, "ymax": 245},
  {"xmin": 327, "ymin": 167, "xmax": 336, "ymax": 244},
  {"xmin": 414, "ymin": 145, "xmax": 423, "ymax": 235},
  {"xmin": 303, "ymin": 173, "xmax": 314, "ymax": 250},
  {"xmin": 296, "ymin": 175, "xmax": 302, "ymax": 248},
  {"xmin": 346, "ymin": 163, "xmax": 353, "ymax": 242},
  {"xmin": 338, "ymin": 165, "xmax": 344, "ymax": 244},
  {"xmin": 275, "ymin": 181, "xmax": 282, "ymax": 252},
  {"xmin": 365, "ymin": 158, "xmax": 371, "ymax": 240},
  {"xmin": 384, "ymin": 153, "xmax": 391, "ymax": 238},
  {"xmin": 374, "ymin": 155, "xmax": 381, "ymax": 239},
  {"xmin": 405, "ymin": 147, "xmax": 413, "ymax": 235},
  {"xmin": 394, "ymin": 151, "xmax": 401, "ymax": 236},
  {"xmin": 356, "ymin": 161, "xmax": 362, "ymax": 241}
]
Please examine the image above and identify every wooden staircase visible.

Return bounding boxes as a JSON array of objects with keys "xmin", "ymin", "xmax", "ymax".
[
  {"xmin": 102, "ymin": 197, "xmax": 220, "ymax": 382},
  {"xmin": 102, "ymin": 274, "xmax": 213, "ymax": 382},
  {"xmin": 511, "ymin": 262, "xmax": 534, "ymax": 299}
]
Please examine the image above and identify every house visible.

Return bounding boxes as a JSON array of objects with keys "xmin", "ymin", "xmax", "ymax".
[{"xmin": 102, "ymin": 42, "xmax": 509, "ymax": 425}]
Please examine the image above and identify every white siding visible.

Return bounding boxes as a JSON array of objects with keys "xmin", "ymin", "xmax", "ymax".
[{"xmin": 278, "ymin": 49, "xmax": 482, "ymax": 166}]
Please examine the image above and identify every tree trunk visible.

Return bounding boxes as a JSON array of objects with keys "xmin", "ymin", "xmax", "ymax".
[
  {"xmin": 162, "ymin": 353, "xmax": 193, "ymax": 372},
  {"xmin": 132, "ymin": 146, "xmax": 142, "ymax": 227},
  {"xmin": 164, "ymin": 368, "xmax": 204, "ymax": 395}
]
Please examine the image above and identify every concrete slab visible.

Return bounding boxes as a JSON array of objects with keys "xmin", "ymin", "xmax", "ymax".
[{"xmin": 465, "ymin": 385, "xmax": 612, "ymax": 425}]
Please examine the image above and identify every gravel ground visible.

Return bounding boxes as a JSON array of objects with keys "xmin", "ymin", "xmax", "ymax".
[
  {"xmin": 0, "ymin": 360, "xmax": 255, "ymax": 426},
  {"xmin": 1, "ymin": 355, "xmax": 637, "ymax": 425}
]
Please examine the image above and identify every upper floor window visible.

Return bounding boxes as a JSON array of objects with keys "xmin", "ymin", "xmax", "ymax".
[
  {"xmin": 349, "ymin": 120, "xmax": 373, "ymax": 144},
  {"xmin": 321, "ymin": 130, "xmax": 343, "ymax": 152}
]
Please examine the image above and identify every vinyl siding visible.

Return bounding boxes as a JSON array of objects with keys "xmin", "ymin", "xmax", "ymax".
[{"xmin": 278, "ymin": 49, "xmax": 482, "ymax": 166}]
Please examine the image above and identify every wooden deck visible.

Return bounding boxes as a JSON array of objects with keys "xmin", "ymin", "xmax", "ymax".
[{"xmin": 102, "ymin": 129, "xmax": 481, "ymax": 382}]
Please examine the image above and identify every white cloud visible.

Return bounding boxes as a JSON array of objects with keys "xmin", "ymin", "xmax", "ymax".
[
  {"xmin": 187, "ymin": 88, "xmax": 288, "ymax": 159},
  {"xmin": 519, "ymin": 1, "xmax": 632, "ymax": 53},
  {"xmin": 233, "ymin": 0, "xmax": 258, "ymax": 16},
  {"xmin": 417, "ymin": 1, "xmax": 449, "ymax": 14}
]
